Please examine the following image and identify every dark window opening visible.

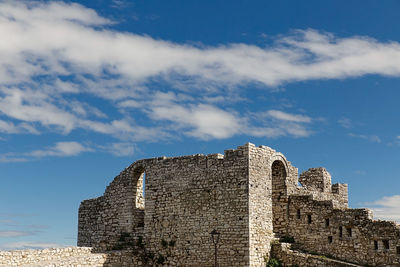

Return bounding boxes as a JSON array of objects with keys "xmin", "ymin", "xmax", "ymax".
[
  {"xmin": 307, "ymin": 214, "xmax": 312, "ymax": 224},
  {"xmin": 374, "ymin": 240, "xmax": 378, "ymax": 250},
  {"xmin": 297, "ymin": 209, "xmax": 301, "ymax": 219},
  {"xmin": 346, "ymin": 227, "xmax": 352, "ymax": 237},
  {"xmin": 339, "ymin": 226, "xmax": 343, "ymax": 238},
  {"xmin": 396, "ymin": 246, "xmax": 400, "ymax": 254},
  {"xmin": 383, "ymin": 240, "xmax": 390, "ymax": 250},
  {"xmin": 328, "ymin": 236, "xmax": 333, "ymax": 243},
  {"xmin": 325, "ymin": 218, "xmax": 330, "ymax": 227}
]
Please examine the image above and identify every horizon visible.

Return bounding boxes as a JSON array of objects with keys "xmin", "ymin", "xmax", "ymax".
[{"xmin": 1, "ymin": 0, "xmax": 400, "ymax": 250}]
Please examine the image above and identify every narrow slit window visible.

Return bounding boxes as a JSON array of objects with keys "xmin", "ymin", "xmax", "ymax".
[
  {"xmin": 374, "ymin": 240, "xmax": 378, "ymax": 250},
  {"xmin": 328, "ymin": 236, "xmax": 333, "ymax": 243},
  {"xmin": 383, "ymin": 240, "xmax": 390, "ymax": 250},
  {"xmin": 325, "ymin": 218, "xmax": 330, "ymax": 227},
  {"xmin": 307, "ymin": 214, "xmax": 312, "ymax": 224},
  {"xmin": 297, "ymin": 209, "xmax": 301, "ymax": 219},
  {"xmin": 346, "ymin": 227, "xmax": 352, "ymax": 237},
  {"xmin": 339, "ymin": 226, "xmax": 343, "ymax": 238},
  {"xmin": 396, "ymin": 246, "xmax": 400, "ymax": 254}
]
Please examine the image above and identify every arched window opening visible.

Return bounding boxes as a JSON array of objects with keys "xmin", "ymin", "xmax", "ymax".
[
  {"xmin": 136, "ymin": 171, "xmax": 146, "ymax": 210},
  {"xmin": 271, "ymin": 160, "xmax": 287, "ymax": 234}
]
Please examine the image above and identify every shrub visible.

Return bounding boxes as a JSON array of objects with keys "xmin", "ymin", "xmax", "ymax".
[{"xmin": 267, "ymin": 258, "xmax": 282, "ymax": 267}]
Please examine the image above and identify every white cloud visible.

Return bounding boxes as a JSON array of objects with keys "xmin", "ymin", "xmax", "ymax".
[
  {"xmin": 349, "ymin": 133, "xmax": 381, "ymax": 143},
  {"xmin": 266, "ymin": 110, "xmax": 312, "ymax": 123},
  {"xmin": 0, "ymin": 241, "xmax": 66, "ymax": 251},
  {"xmin": 249, "ymin": 110, "xmax": 313, "ymax": 138},
  {"xmin": 149, "ymin": 95, "xmax": 314, "ymax": 139},
  {"xmin": 29, "ymin": 141, "xmax": 91, "ymax": 157},
  {"xmin": 0, "ymin": 231, "xmax": 32, "ymax": 237},
  {"xmin": 0, "ymin": 140, "xmax": 140, "ymax": 162},
  {"xmin": 0, "ymin": 141, "xmax": 92, "ymax": 162},
  {"xmin": 0, "ymin": 155, "xmax": 28, "ymax": 163},
  {"xmin": 2, "ymin": 2, "xmax": 400, "ymax": 90},
  {"xmin": 3, "ymin": 1, "xmax": 399, "ymax": 144},
  {"xmin": 108, "ymin": 142, "xmax": 135, "ymax": 157},
  {"xmin": 0, "ymin": 120, "xmax": 37, "ymax": 134},
  {"xmin": 150, "ymin": 102, "xmax": 242, "ymax": 140},
  {"xmin": 367, "ymin": 195, "xmax": 400, "ymax": 223}
]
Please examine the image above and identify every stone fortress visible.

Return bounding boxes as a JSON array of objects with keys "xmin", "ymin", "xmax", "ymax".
[
  {"xmin": 77, "ymin": 143, "xmax": 400, "ymax": 266},
  {"xmin": 1, "ymin": 143, "xmax": 399, "ymax": 266}
]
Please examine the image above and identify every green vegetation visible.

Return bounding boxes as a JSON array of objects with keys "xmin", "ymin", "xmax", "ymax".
[{"xmin": 266, "ymin": 258, "xmax": 282, "ymax": 267}]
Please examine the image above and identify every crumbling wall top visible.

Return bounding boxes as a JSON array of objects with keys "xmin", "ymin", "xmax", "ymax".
[{"xmin": 299, "ymin": 167, "xmax": 332, "ymax": 192}]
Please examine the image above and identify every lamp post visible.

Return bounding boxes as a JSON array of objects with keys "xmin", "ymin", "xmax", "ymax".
[{"xmin": 210, "ymin": 229, "xmax": 220, "ymax": 267}]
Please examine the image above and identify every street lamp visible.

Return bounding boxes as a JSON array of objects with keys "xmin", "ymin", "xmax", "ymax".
[{"xmin": 210, "ymin": 229, "xmax": 220, "ymax": 267}]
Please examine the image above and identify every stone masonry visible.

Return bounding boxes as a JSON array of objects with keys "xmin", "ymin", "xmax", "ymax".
[
  {"xmin": 1, "ymin": 143, "xmax": 398, "ymax": 266},
  {"xmin": 76, "ymin": 143, "xmax": 400, "ymax": 266}
]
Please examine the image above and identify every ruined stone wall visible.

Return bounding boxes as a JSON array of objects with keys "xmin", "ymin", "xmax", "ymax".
[
  {"xmin": 271, "ymin": 243, "xmax": 361, "ymax": 267},
  {"xmin": 77, "ymin": 143, "xmax": 400, "ymax": 266},
  {"xmin": 248, "ymin": 145, "xmax": 275, "ymax": 266},
  {"xmin": 78, "ymin": 165, "xmax": 146, "ymax": 249},
  {"xmin": 79, "ymin": 144, "xmax": 253, "ymax": 266},
  {"xmin": 296, "ymin": 168, "xmax": 348, "ymax": 209},
  {"xmin": 0, "ymin": 247, "xmax": 136, "ymax": 267},
  {"xmin": 286, "ymin": 194, "xmax": 400, "ymax": 266},
  {"xmin": 299, "ymin": 168, "xmax": 332, "ymax": 193},
  {"xmin": 143, "ymin": 147, "xmax": 250, "ymax": 266}
]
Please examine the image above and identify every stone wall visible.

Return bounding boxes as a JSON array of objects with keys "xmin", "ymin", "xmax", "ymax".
[
  {"xmin": 286, "ymin": 194, "xmax": 400, "ymax": 266},
  {"xmin": 77, "ymin": 143, "xmax": 400, "ymax": 266},
  {"xmin": 78, "ymin": 144, "xmax": 260, "ymax": 266},
  {"xmin": 0, "ymin": 247, "xmax": 136, "ymax": 267},
  {"xmin": 299, "ymin": 167, "xmax": 332, "ymax": 193},
  {"xmin": 271, "ymin": 242, "xmax": 362, "ymax": 267}
]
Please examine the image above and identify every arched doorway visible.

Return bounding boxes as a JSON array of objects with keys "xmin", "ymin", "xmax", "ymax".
[
  {"xmin": 132, "ymin": 167, "xmax": 146, "ymax": 229},
  {"xmin": 271, "ymin": 160, "xmax": 287, "ymax": 234},
  {"xmin": 136, "ymin": 171, "xmax": 146, "ymax": 210}
]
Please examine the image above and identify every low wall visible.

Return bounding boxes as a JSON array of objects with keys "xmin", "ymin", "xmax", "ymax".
[
  {"xmin": 0, "ymin": 247, "xmax": 136, "ymax": 267},
  {"xmin": 271, "ymin": 242, "xmax": 361, "ymax": 267}
]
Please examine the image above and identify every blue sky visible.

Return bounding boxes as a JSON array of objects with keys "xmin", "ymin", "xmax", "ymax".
[{"xmin": 1, "ymin": 0, "xmax": 400, "ymax": 250}]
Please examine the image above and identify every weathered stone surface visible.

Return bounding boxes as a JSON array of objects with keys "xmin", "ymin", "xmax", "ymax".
[
  {"xmin": 271, "ymin": 242, "xmax": 362, "ymax": 267},
  {"xmin": 1, "ymin": 143, "xmax": 399, "ymax": 266},
  {"xmin": 76, "ymin": 143, "xmax": 400, "ymax": 266},
  {"xmin": 0, "ymin": 247, "xmax": 136, "ymax": 267}
]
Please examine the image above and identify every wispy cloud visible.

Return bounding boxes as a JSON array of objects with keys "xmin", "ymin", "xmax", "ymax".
[
  {"xmin": 2, "ymin": 1, "xmax": 400, "ymax": 145},
  {"xmin": 338, "ymin": 117, "xmax": 352, "ymax": 129},
  {"xmin": 366, "ymin": 195, "xmax": 400, "ymax": 223},
  {"xmin": 0, "ymin": 140, "xmax": 140, "ymax": 162},
  {"xmin": 0, "ymin": 141, "xmax": 92, "ymax": 162},
  {"xmin": 105, "ymin": 142, "xmax": 135, "ymax": 157},
  {"xmin": 249, "ymin": 110, "xmax": 313, "ymax": 138},
  {"xmin": 0, "ymin": 241, "xmax": 66, "ymax": 251},
  {"xmin": 28, "ymin": 142, "xmax": 92, "ymax": 157},
  {"xmin": 0, "ymin": 231, "xmax": 33, "ymax": 238},
  {"xmin": 266, "ymin": 110, "xmax": 312, "ymax": 123},
  {"xmin": 349, "ymin": 133, "xmax": 381, "ymax": 143}
]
